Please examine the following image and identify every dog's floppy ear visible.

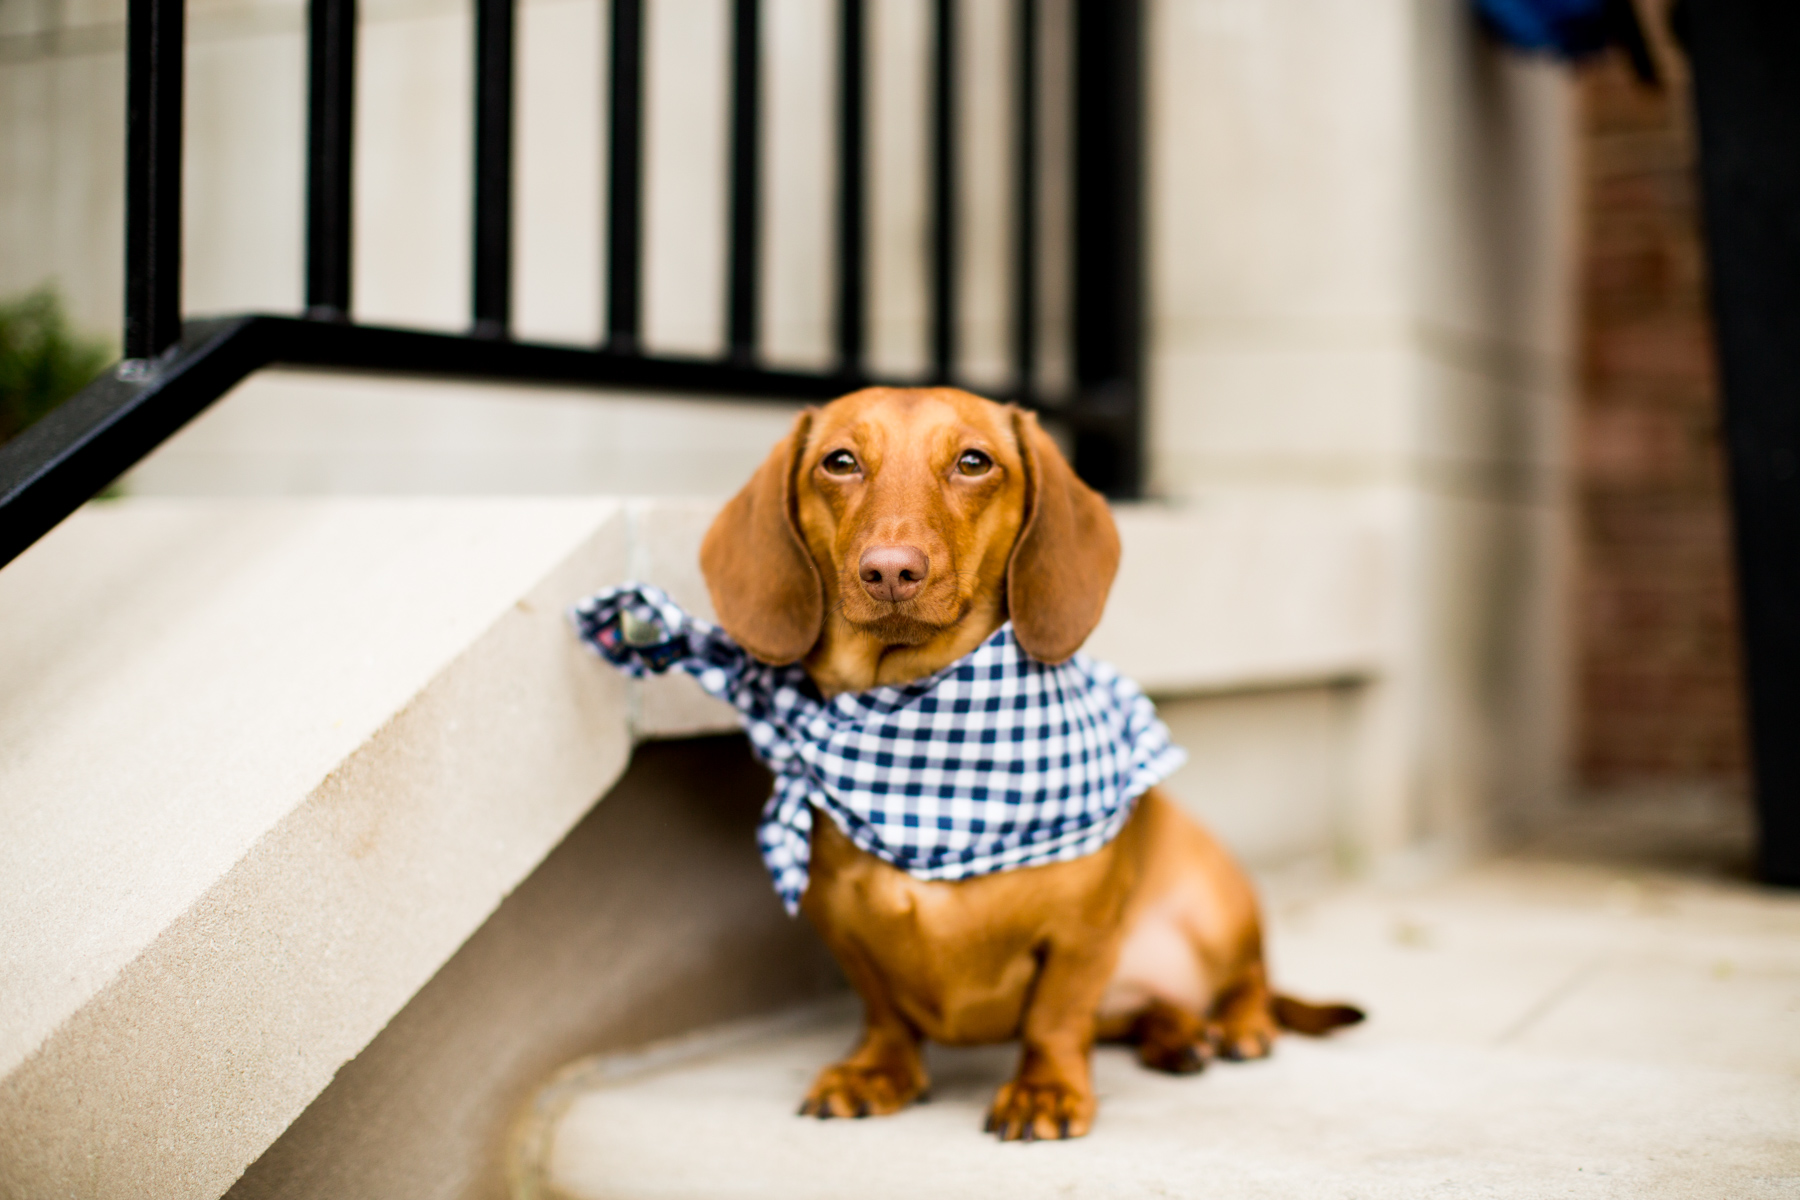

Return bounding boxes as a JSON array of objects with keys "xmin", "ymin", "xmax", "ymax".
[
  {"xmin": 1005, "ymin": 409, "xmax": 1120, "ymax": 663},
  {"xmin": 700, "ymin": 410, "xmax": 824, "ymax": 664}
]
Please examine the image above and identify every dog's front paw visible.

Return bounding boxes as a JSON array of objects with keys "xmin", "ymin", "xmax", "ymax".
[
  {"xmin": 984, "ymin": 1079, "xmax": 1095, "ymax": 1141},
  {"xmin": 799, "ymin": 1062, "xmax": 925, "ymax": 1119}
]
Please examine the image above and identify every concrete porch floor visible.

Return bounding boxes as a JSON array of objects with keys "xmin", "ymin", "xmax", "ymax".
[{"xmin": 519, "ymin": 798, "xmax": 1800, "ymax": 1200}]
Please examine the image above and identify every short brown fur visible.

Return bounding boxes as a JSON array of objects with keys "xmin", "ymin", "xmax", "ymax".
[{"xmin": 701, "ymin": 387, "xmax": 1361, "ymax": 1141}]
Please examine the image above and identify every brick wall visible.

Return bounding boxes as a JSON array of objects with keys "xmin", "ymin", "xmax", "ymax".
[{"xmin": 1574, "ymin": 38, "xmax": 1747, "ymax": 788}]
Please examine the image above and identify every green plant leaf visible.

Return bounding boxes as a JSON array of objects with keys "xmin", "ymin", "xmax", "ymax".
[{"xmin": 0, "ymin": 285, "xmax": 114, "ymax": 445}]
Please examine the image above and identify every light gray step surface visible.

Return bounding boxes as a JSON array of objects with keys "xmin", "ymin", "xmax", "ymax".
[{"xmin": 525, "ymin": 846, "xmax": 1800, "ymax": 1200}]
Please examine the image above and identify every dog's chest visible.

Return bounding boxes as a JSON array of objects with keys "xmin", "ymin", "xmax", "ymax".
[
  {"xmin": 822, "ymin": 854, "xmax": 1043, "ymax": 1042},
  {"xmin": 806, "ymin": 814, "xmax": 1125, "ymax": 1044}
]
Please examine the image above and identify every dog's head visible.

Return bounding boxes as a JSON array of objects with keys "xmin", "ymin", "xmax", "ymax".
[{"xmin": 699, "ymin": 387, "xmax": 1119, "ymax": 679}]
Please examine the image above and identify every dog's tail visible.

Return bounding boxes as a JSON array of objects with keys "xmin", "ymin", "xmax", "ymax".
[{"xmin": 1271, "ymin": 993, "xmax": 1365, "ymax": 1036}]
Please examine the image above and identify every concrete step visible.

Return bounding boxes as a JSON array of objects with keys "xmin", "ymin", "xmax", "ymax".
[
  {"xmin": 522, "ymin": 835, "xmax": 1800, "ymax": 1200},
  {"xmin": 0, "ymin": 497, "xmax": 631, "ymax": 1198},
  {"xmin": 0, "ymin": 492, "xmax": 1387, "ymax": 1199}
]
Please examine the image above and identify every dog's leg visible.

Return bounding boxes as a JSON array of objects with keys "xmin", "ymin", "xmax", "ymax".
[
  {"xmin": 1210, "ymin": 960, "xmax": 1281, "ymax": 1061},
  {"xmin": 986, "ymin": 945, "xmax": 1114, "ymax": 1141},
  {"xmin": 798, "ymin": 942, "xmax": 929, "ymax": 1119},
  {"xmin": 1127, "ymin": 998, "xmax": 1220, "ymax": 1075}
]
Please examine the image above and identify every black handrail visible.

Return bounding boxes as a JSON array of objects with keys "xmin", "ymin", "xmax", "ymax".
[{"xmin": 0, "ymin": 0, "xmax": 1144, "ymax": 572}]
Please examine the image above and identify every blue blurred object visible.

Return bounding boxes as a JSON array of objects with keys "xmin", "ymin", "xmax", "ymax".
[
  {"xmin": 1474, "ymin": 0, "xmax": 1660, "ymax": 83},
  {"xmin": 1475, "ymin": 0, "xmax": 1613, "ymax": 58}
]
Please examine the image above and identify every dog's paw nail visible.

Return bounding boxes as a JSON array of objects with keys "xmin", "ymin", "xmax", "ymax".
[
  {"xmin": 854, "ymin": 1099, "xmax": 870, "ymax": 1119},
  {"xmin": 1059, "ymin": 1117, "xmax": 1072, "ymax": 1139}
]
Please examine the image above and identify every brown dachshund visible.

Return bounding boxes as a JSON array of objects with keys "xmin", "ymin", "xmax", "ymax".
[{"xmin": 699, "ymin": 386, "xmax": 1362, "ymax": 1141}]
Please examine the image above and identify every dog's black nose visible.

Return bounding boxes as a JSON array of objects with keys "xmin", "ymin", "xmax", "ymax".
[{"xmin": 859, "ymin": 545, "xmax": 929, "ymax": 603}]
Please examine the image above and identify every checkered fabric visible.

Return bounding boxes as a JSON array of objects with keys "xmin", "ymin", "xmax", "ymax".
[{"xmin": 570, "ymin": 583, "xmax": 1186, "ymax": 914}]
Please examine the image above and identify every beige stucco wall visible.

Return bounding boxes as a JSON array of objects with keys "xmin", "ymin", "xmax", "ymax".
[{"xmin": 1146, "ymin": 0, "xmax": 1578, "ymax": 861}]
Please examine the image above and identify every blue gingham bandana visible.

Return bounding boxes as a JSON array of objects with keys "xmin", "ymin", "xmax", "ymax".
[{"xmin": 571, "ymin": 583, "xmax": 1186, "ymax": 914}]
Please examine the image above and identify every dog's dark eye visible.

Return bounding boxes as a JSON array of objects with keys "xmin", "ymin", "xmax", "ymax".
[
  {"xmin": 955, "ymin": 450, "xmax": 993, "ymax": 476},
  {"xmin": 821, "ymin": 450, "xmax": 861, "ymax": 476}
]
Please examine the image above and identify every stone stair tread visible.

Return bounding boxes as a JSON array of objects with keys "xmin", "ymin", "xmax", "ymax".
[{"xmin": 534, "ymin": 853, "xmax": 1800, "ymax": 1200}]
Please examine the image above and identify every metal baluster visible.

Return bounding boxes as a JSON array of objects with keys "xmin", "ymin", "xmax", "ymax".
[
  {"xmin": 125, "ymin": 0, "xmax": 185, "ymax": 361},
  {"xmin": 835, "ymin": 0, "xmax": 865, "ymax": 379},
  {"xmin": 607, "ymin": 0, "xmax": 645, "ymax": 352},
  {"xmin": 473, "ymin": 0, "xmax": 515, "ymax": 338},
  {"xmin": 727, "ymin": 0, "xmax": 761, "ymax": 365},
  {"xmin": 930, "ymin": 0, "xmax": 957, "ymax": 384},
  {"xmin": 1071, "ymin": 0, "xmax": 1142, "ymax": 496},
  {"xmin": 305, "ymin": 0, "xmax": 355, "ymax": 321},
  {"xmin": 1012, "ymin": 0, "xmax": 1036, "ymax": 402}
]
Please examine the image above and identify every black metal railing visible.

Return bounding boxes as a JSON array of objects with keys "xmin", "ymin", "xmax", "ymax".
[{"xmin": 0, "ymin": 0, "xmax": 1143, "ymax": 570}]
